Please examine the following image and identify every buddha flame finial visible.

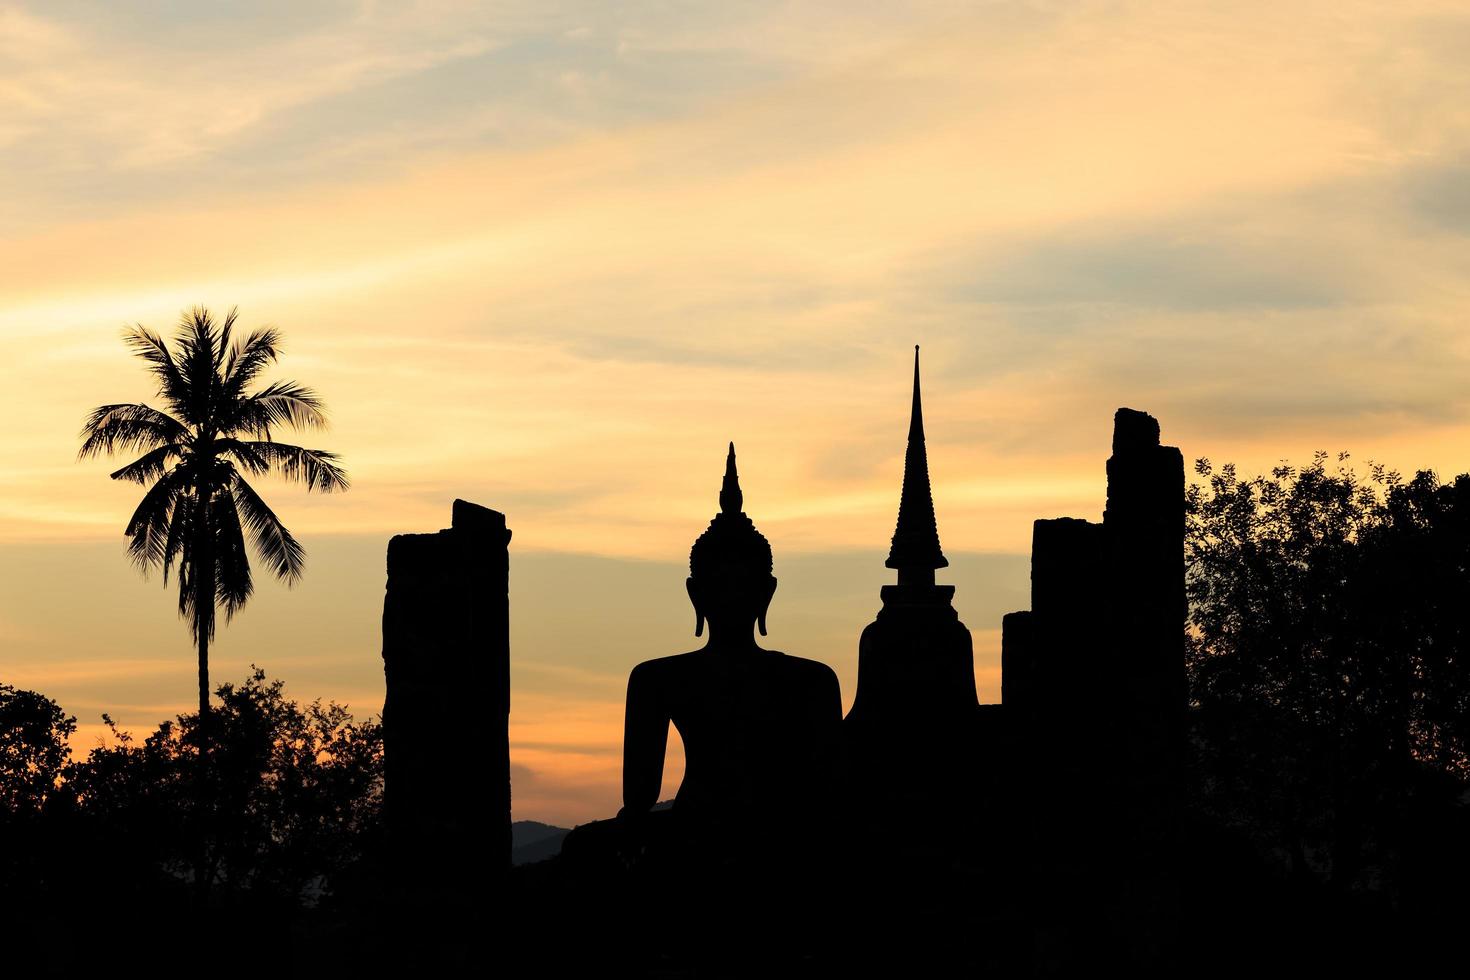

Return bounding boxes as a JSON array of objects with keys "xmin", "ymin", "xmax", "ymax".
[
  {"xmin": 691, "ymin": 440, "xmax": 770, "ymax": 582},
  {"xmin": 886, "ymin": 346, "xmax": 948, "ymax": 581},
  {"xmin": 719, "ymin": 441, "xmax": 743, "ymax": 514}
]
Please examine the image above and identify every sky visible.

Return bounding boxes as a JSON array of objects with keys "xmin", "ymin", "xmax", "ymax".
[{"xmin": 3, "ymin": 0, "xmax": 1470, "ymax": 827}]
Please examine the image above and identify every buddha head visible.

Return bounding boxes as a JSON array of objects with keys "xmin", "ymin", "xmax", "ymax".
[{"xmin": 687, "ymin": 443, "xmax": 776, "ymax": 639}]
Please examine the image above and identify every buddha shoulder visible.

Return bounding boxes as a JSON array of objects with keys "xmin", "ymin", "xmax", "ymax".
[
  {"xmin": 765, "ymin": 650, "xmax": 839, "ymax": 685},
  {"xmin": 627, "ymin": 651, "xmax": 704, "ymax": 683}
]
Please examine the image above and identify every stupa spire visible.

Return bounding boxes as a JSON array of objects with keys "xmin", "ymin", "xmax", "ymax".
[
  {"xmin": 719, "ymin": 441, "xmax": 743, "ymax": 514},
  {"xmin": 885, "ymin": 346, "xmax": 948, "ymax": 580}
]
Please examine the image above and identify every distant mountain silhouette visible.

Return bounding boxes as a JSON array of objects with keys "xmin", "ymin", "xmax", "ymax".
[
  {"xmin": 514, "ymin": 802, "xmax": 677, "ymax": 867},
  {"xmin": 511, "ymin": 821, "xmax": 569, "ymax": 866}
]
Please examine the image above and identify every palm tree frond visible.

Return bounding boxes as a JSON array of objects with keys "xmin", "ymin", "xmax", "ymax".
[
  {"xmin": 160, "ymin": 490, "xmax": 191, "ymax": 585},
  {"xmin": 231, "ymin": 380, "xmax": 330, "ymax": 434},
  {"xmin": 78, "ymin": 404, "xmax": 188, "ymax": 460},
  {"xmin": 123, "ymin": 468, "xmax": 189, "ymax": 572},
  {"xmin": 231, "ymin": 440, "xmax": 350, "ymax": 493},
  {"xmin": 108, "ymin": 443, "xmax": 183, "ymax": 485},
  {"xmin": 174, "ymin": 536, "xmax": 213, "ymax": 642},
  {"xmin": 214, "ymin": 437, "xmax": 271, "ymax": 476},
  {"xmin": 218, "ymin": 306, "xmax": 239, "ymax": 361},
  {"xmin": 213, "ymin": 490, "xmax": 253, "ymax": 616},
  {"xmin": 222, "ymin": 327, "xmax": 282, "ymax": 396},
  {"xmin": 122, "ymin": 326, "xmax": 193, "ymax": 419},
  {"xmin": 175, "ymin": 307, "xmax": 225, "ymax": 426},
  {"xmin": 231, "ymin": 474, "xmax": 306, "ymax": 584}
]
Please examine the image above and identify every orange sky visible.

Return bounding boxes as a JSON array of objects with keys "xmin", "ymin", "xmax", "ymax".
[{"xmin": 4, "ymin": 1, "xmax": 1470, "ymax": 826}]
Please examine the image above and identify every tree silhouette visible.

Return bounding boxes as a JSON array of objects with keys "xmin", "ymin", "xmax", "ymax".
[
  {"xmin": 0, "ymin": 684, "xmax": 77, "ymax": 921},
  {"xmin": 0, "ymin": 683, "xmax": 75, "ymax": 816},
  {"xmin": 78, "ymin": 307, "xmax": 348, "ymax": 723},
  {"xmin": 66, "ymin": 668, "xmax": 385, "ymax": 904},
  {"xmin": 1185, "ymin": 452, "xmax": 1470, "ymax": 894},
  {"xmin": 0, "ymin": 670, "xmax": 385, "ymax": 971}
]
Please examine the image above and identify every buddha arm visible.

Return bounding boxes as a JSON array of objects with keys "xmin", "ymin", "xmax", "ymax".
[
  {"xmin": 801, "ymin": 666, "xmax": 845, "ymax": 797},
  {"xmin": 621, "ymin": 662, "xmax": 668, "ymax": 816},
  {"xmin": 815, "ymin": 667, "xmax": 843, "ymax": 761}
]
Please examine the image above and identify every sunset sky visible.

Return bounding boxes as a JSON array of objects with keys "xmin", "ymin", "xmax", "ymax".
[{"xmin": 3, "ymin": 1, "xmax": 1470, "ymax": 827}]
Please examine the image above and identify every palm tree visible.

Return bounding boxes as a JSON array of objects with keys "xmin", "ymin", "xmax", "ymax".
[{"xmin": 79, "ymin": 306, "xmax": 349, "ymax": 725}]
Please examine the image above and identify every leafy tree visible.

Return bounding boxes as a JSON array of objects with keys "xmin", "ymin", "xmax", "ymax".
[
  {"xmin": 0, "ymin": 672, "xmax": 386, "ymax": 969},
  {"xmin": 1185, "ymin": 452, "xmax": 1470, "ymax": 892},
  {"xmin": 77, "ymin": 307, "xmax": 349, "ymax": 723},
  {"xmin": 1360, "ymin": 469, "xmax": 1470, "ymax": 779},
  {"xmin": 0, "ymin": 684, "xmax": 76, "ymax": 815},
  {"xmin": 0, "ymin": 685, "xmax": 78, "ymax": 928},
  {"xmin": 67, "ymin": 668, "xmax": 385, "ymax": 906}
]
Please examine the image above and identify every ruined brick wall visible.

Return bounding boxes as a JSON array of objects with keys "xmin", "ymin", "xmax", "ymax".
[
  {"xmin": 1002, "ymin": 409, "xmax": 1182, "ymax": 723},
  {"xmin": 1103, "ymin": 409, "xmax": 1186, "ymax": 801},
  {"xmin": 1000, "ymin": 409, "xmax": 1184, "ymax": 875},
  {"xmin": 382, "ymin": 499, "xmax": 511, "ymax": 904}
]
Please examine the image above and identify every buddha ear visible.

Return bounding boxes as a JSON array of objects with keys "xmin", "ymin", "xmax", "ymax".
[
  {"xmin": 686, "ymin": 577, "xmax": 705, "ymax": 637},
  {"xmin": 757, "ymin": 575, "xmax": 776, "ymax": 637}
]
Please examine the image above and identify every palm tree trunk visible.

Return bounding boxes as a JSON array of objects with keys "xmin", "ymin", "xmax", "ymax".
[
  {"xmin": 196, "ymin": 485, "xmax": 214, "ymax": 723},
  {"xmin": 194, "ymin": 494, "xmax": 214, "ymax": 903},
  {"xmin": 198, "ymin": 623, "xmax": 210, "ymax": 719},
  {"xmin": 195, "ymin": 620, "xmax": 212, "ymax": 904}
]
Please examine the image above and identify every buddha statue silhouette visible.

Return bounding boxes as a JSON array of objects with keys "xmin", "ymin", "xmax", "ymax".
[{"xmin": 618, "ymin": 443, "xmax": 843, "ymax": 866}]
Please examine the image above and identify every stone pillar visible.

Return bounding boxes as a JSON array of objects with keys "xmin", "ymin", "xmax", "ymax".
[
  {"xmin": 382, "ymin": 499, "xmax": 511, "ymax": 908},
  {"xmin": 1104, "ymin": 408, "xmax": 1186, "ymax": 730},
  {"xmin": 999, "ymin": 409, "xmax": 1184, "ymax": 763},
  {"xmin": 1000, "ymin": 611, "xmax": 1033, "ymax": 709},
  {"xmin": 1029, "ymin": 517, "xmax": 1107, "ymax": 723},
  {"xmin": 1102, "ymin": 409, "xmax": 1186, "ymax": 836},
  {"xmin": 996, "ymin": 409, "xmax": 1186, "ymax": 962}
]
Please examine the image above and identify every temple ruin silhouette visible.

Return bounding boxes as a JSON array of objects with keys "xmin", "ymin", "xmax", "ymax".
[
  {"xmin": 377, "ymin": 351, "xmax": 1189, "ymax": 969},
  {"xmin": 845, "ymin": 347, "xmax": 980, "ymax": 867},
  {"xmin": 996, "ymin": 404, "xmax": 1187, "ymax": 963},
  {"xmin": 381, "ymin": 499, "xmax": 511, "ymax": 912},
  {"xmin": 1002, "ymin": 406, "xmax": 1185, "ymax": 834}
]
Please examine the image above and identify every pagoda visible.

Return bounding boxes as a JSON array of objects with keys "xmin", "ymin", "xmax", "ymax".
[{"xmin": 845, "ymin": 348, "xmax": 978, "ymax": 811}]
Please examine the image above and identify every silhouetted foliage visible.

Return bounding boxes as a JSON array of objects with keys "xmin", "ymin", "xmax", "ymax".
[
  {"xmin": 0, "ymin": 667, "xmax": 384, "ymax": 957},
  {"xmin": 1369, "ymin": 469, "xmax": 1470, "ymax": 778},
  {"xmin": 0, "ymin": 684, "xmax": 76, "ymax": 816},
  {"xmin": 0, "ymin": 685, "xmax": 79, "ymax": 912},
  {"xmin": 66, "ymin": 667, "xmax": 385, "ymax": 906},
  {"xmin": 1185, "ymin": 453, "xmax": 1470, "ymax": 904}
]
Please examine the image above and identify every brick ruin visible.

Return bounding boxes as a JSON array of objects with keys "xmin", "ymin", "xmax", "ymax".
[
  {"xmin": 841, "ymin": 356, "xmax": 1186, "ymax": 884},
  {"xmin": 998, "ymin": 407, "xmax": 1186, "ymax": 922},
  {"xmin": 1001, "ymin": 408, "xmax": 1185, "ymax": 785},
  {"xmin": 381, "ymin": 499, "xmax": 511, "ymax": 907}
]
